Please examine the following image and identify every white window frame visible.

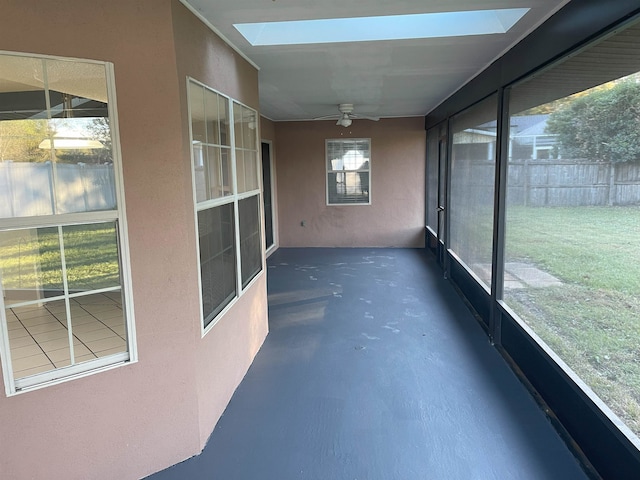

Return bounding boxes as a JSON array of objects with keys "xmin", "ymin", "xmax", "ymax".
[
  {"xmin": 326, "ymin": 138, "xmax": 372, "ymax": 206},
  {"xmin": 0, "ymin": 51, "xmax": 137, "ymax": 396},
  {"xmin": 187, "ymin": 78, "xmax": 264, "ymax": 337}
]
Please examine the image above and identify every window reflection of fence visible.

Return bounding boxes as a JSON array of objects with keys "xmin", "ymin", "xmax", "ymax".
[
  {"xmin": 451, "ymin": 158, "xmax": 640, "ymax": 207},
  {"xmin": 0, "ymin": 161, "xmax": 116, "ymax": 218}
]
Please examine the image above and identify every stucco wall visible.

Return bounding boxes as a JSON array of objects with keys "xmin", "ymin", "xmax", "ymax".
[
  {"xmin": 261, "ymin": 115, "xmax": 277, "ymax": 142},
  {"xmin": 170, "ymin": 1, "xmax": 268, "ymax": 449},
  {"xmin": 275, "ymin": 117, "xmax": 426, "ymax": 247},
  {"xmin": 0, "ymin": 1, "xmax": 267, "ymax": 478}
]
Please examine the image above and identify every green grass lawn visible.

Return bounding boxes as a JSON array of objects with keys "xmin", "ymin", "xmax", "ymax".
[
  {"xmin": 504, "ymin": 206, "xmax": 640, "ymax": 438},
  {"xmin": 0, "ymin": 223, "xmax": 120, "ymax": 297}
]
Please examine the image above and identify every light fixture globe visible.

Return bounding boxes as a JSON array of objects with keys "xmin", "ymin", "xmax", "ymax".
[
  {"xmin": 39, "ymin": 127, "xmax": 105, "ymax": 150},
  {"xmin": 336, "ymin": 112, "xmax": 352, "ymax": 127}
]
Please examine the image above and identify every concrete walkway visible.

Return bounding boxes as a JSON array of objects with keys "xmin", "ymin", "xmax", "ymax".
[{"xmin": 474, "ymin": 262, "xmax": 563, "ymax": 290}]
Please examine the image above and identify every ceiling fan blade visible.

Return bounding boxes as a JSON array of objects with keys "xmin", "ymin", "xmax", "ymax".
[
  {"xmin": 352, "ymin": 114, "xmax": 380, "ymax": 121},
  {"xmin": 312, "ymin": 104, "xmax": 380, "ymax": 122},
  {"xmin": 313, "ymin": 114, "xmax": 340, "ymax": 120}
]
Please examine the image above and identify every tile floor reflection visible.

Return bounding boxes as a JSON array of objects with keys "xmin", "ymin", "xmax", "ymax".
[{"xmin": 6, "ymin": 291, "xmax": 126, "ymax": 379}]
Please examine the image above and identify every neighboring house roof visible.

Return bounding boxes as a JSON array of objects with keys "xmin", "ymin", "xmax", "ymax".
[
  {"xmin": 474, "ymin": 114, "xmax": 557, "ymax": 148},
  {"xmin": 511, "ymin": 114, "xmax": 558, "ymax": 147},
  {"xmin": 454, "ymin": 128, "xmax": 497, "ymax": 144},
  {"xmin": 476, "ymin": 114, "xmax": 551, "ymax": 136},
  {"xmin": 512, "ymin": 114, "xmax": 550, "ymax": 137},
  {"xmin": 465, "ymin": 128, "xmax": 496, "ymax": 137}
]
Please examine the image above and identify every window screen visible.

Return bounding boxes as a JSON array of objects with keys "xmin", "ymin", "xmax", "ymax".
[
  {"xmin": 239, "ymin": 195, "xmax": 262, "ymax": 288},
  {"xmin": 449, "ymin": 95, "xmax": 498, "ymax": 290},
  {"xmin": 198, "ymin": 204, "xmax": 236, "ymax": 327}
]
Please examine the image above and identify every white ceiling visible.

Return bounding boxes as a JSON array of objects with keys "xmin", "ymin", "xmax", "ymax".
[{"xmin": 183, "ymin": 0, "xmax": 571, "ymax": 121}]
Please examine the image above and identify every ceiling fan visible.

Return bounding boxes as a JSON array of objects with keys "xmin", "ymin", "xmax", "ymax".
[{"xmin": 314, "ymin": 104, "xmax": 380, "ymax": 127}]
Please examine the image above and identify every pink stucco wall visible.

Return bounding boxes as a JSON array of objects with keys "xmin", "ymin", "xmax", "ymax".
[
  {"xmin": 0, "ymin": 1, "xmax": 267, "ymax": 478},
  {"xmin": 275, "ymin": 117, "xmax": 426, "ymax": 247},
  {"xmin": 170, "ymin": 2, "xmax": 268, "ymax": 448},
  {"xmin": 261, "ymin": 116, "xmax": 277, "ymax": 142}
]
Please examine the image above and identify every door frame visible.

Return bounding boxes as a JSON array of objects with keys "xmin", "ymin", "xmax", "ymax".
[{"xmin": 261, "ymin": 140, "xmax": 277, "ymax": 256}]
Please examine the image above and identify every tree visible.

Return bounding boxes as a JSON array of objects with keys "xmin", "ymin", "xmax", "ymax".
[
  {"xmin": 85, "ymin": 117, "xmax": 113, "ymax": 164},
  {"xmin": 0, "ymin": 117, "xmax": 113, "ymax": 164},
  {"xmin": 48, "ymin": 117, "xmax": 113, "ymax": 164},
  {"xmin": 546, "ymin": 81, "xmax": 640, "ymax": 163},
  {"xmin": 0, "ymin": 119, "xmax": 50, "ymax": 163}
]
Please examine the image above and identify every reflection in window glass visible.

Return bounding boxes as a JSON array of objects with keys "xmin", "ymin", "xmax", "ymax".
[
  {"xmin": 6, "ymin": 288, "xmax": 125, "ymax": 380},
  {"xmin": 233, "ymin": 102, "xmax": 257, "ymax": 151},
  {"xmin": 190, "ymin": 86, "xmax": 233, "ymax": 202},
  {"xmin": 205, "ymin": 145, "xmax": 232, "ymax": 199},
  {"xmin": 233, "ymin": 102, "xmax": 259, "ymax": 194},
  {"xmin": 205, "ymin": 89, "xmax": 221, "ymax": 146},
  {"xmin": 219, "ymin": 99, "xmax": 230, "ymax": 146},
  {"xmin": 243, "ymin": 150, "xmax": 259, "ymax": 192},
  {"xmin": 449, "ymin": 95, "xmax": 497, "ymax": 289},
  {"xmin": 62, "ymin": 222, "xmax": 120, "ymax": 292},
  {"xmin": 71, "ymin": 291, "xmax": 126, "ymax": 361},
  {"xmin": 0, "ymin": 52, "xmax": 129, "ymax": 390},
  {"xmin": 189, "ymin": 82, "xmax": 206, "ymax": 143},
  {"xmin": 503, "ymin": 21, "xmax": 640, "ymax": 440},
  {"xmin": 0, "ymin": 56, "xmax": 114, "ymax": 219},
  {"xmin": 1, "ymin": 221, "xmax": 124, "ymax": 381},
  {"xmin": 0, "ymin": 227, "xmax": 64, "ymax": 304},
  {"xmin": 7, "ymin": 302, "xmax": 58, "ymax": 378},
  {"xmin": 236, "ymin": 149, "xmax": 246, "ymax": 193}
]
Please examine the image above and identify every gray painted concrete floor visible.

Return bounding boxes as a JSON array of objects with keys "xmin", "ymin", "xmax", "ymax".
[{"xmin": 148, "ymin": 248, "xmax": 588, "ymax": 480}]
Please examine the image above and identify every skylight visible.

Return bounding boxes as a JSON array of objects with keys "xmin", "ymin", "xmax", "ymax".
[{"xmin": 234, "ymin": 8, "xmax": 530, "ymax": 46}]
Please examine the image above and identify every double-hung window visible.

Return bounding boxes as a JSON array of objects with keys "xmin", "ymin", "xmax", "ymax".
[
  {"xmin": 188, "ymin": 79, "xmax": 262, "ymax": 331},
  {"xmin": 326, "ymin": 138, "xmax": 371, "ymax": 205},
  {"xmin": 0, "ymin": 52, "xmax": 134, "ymax": 394}
]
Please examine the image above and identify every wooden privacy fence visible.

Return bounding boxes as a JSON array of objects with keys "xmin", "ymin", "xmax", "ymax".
[
  {"xmin": 0, "ymin": 161, "xmax": 116, "ymax": 218},
  {"xmin": 508, "ymin": 159, "xmax": 640, "ymax": 207},
  {"xmin": 453, "ymin": 158, "xmax": 640, "ymax": 207}
]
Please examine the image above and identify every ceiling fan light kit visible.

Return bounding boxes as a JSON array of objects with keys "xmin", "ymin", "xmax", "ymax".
[{"xmin": 337, "ymin": 114, "xmax": 352, "ymax": 127}]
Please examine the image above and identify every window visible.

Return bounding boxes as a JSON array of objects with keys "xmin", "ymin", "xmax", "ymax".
[
  {"xmin": 326, "ymin": 139, "xmax": 371, "ymax": 205},
  {"xmin": 238, "ymin": 195, "xmax": 261, "ymax": 287},
  {"xmin": 188, "ymin": 80, "xmax": 262, "ymax": 331},
  {"xmin": 449, "ymin": 95, "xmax": 498, "ymax": 289},
  {"xmin": 0, "ymin": 52, "xmax": 133, "ymax": 394},
  {"xmin": 503, "ymin": 19, "xmax": 640, "ymax": 442}
]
